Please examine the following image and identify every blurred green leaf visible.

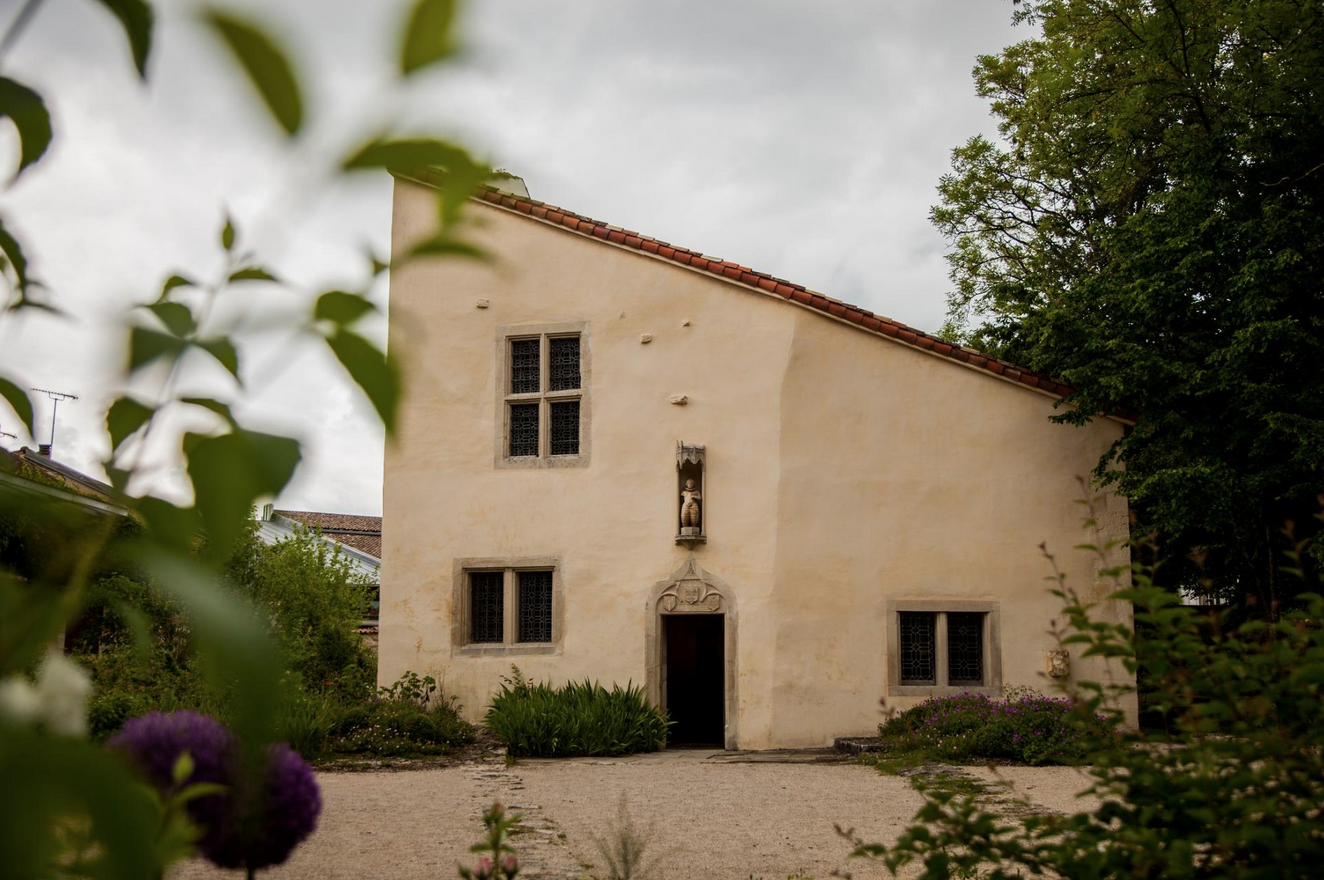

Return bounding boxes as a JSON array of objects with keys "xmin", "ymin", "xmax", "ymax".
[
  {"xmin": 171, "ymin": 751, "xmax": 195, "ymax": 786},
  {"xmin": 204, "ymin": 11, "xmax": 304, "ymax": 136},
  {"xmin": 326, "ymin": 329, "xmax": 400, "ymax": 435},
  {"xmin": 95, "ymin": 0, "xmax": 155, "ymax": 78},
  {"xmin": 400, "ymin": 0, "xmax": 457, "ymax": 75},
  {"xmin": 314, "ymin": 290, "xmax": 375, "ymax": 325},
  {"xmin": 107, "ymin": 396, "xmax": 154, "ymax": 451},
  {"xmin": 157, "ymin": 273, "xmax": 195, "ymax": 302},
  {"xmin": 181, "ymin": 396, "xmax": 237, "ymax": 426},
  {"xmin": 128, "ymin": 326, "xmax": 187, "ymax": 372},
  {"xmin": 134, "ymin": 546, "xmax": 284, "ymax": 746},
  {"xmin": 0, "ymin": 567, "xmax": 80, "ymax": 675},
  {"xmin": 0, "ymin": 729, "xmax": 162, "ymax": 879},
  {"xmin": 227, "ymin": 266, "xmax": 278, "ymax": 283},
  {"xmin": 134, "ymin": 496, "xmax": 202, "ymax": 551},
  {"xmin": 343, "ymin": 135, "xmax": 480, "ymax": 174},
  {"xmin": 0, "ymin": 376, "xmax": 34, "ymax": 437},
  {"xmin": 367, "ymin": 248, "xmax": 390, "ymax": 276},
  {"xmin": 185, "ymin": 428, "xmax": 300, "ymax": 557},
  {"xmin": 112, "ymin": 598, "xmax": 154, "ymax": 661},
  {"xmin": 0, "ymin": 77, "xmax": 52, "ymax": 177},
  {"xmin": 0, "ymin": 215, "xmax": 31, "ymax": 291},
  {"xmin": 221, "ymin": 213, "xmax": 236, "ymax": 251},
  {"xmin": 147, "ymin": 301, "xmax": 195, "ymax": 337},
  {"xmin": 198, "ymin": 337, "xmax": 240, "ymax": 380},
  {"xmin": 408, "ymin": 235, "xmax": 488, "ymax": 261}
]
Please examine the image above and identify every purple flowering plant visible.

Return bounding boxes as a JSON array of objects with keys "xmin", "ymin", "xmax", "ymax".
[
  {"xmin": 110, "ymin": 711, "xmax": 321, "ymax": 876},
  {"xmin": 879, "ymin": 690, "xmax": 1110, "ymax": 765}
]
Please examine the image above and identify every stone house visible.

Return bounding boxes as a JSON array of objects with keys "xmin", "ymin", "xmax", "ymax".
[{"xmin": 379, "ymin": 177, "xmax": 1136, "ymax": 749}]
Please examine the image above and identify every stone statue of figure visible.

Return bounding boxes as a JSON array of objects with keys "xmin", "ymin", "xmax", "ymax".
[{"xmin": 680, "ymin": 478, "xmax": 702, "ymax": 530}]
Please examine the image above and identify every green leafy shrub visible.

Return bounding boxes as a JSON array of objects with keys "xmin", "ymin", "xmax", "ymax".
[
  {"xmin": 278, "ymin": 691, "xmax": 337, "ymax": 761},
  {"xmin": 879, "ymin": 691, "xmax": 1108, "ymax": 765},
  {"xmin": 485, "ymin": 668, "xmax": 671, "ymax": 757},
  {"xmin": 325, "ymin": 672, "xmax": 474, "ymax": 758}
]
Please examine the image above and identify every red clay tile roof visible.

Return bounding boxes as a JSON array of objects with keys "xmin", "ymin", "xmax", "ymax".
[
  {"xmin": 466, "ymin": 184, "xmax": 1077, "ymax": 400},
  {"xmin": 274, "ymin": 510, "xmax": 381, "ymax": 559}
]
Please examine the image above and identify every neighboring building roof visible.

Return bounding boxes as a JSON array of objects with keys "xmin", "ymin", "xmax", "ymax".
[
  {"xmin": 455, "ymin": 181, "xmax": 1079, "ymax": 401},
  {"xmin": 0, "ymin": 446, "xmax": 129, "ymax": 516},
  {"xmin": 255, "ymin": 508, "xmax": 381, "ymax": 584},
  {"xmin": 273, "ymin": 509, "xmax": 383, "ymax": 559}
]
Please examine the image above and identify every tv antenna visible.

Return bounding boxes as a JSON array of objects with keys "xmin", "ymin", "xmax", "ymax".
[
  {"xmin": 0, "ymin": 427, "xmax": 15, "ymax": 441},
  {"xmin": 30, "ymin": 387, "xmax": 78, "ymax": 451}
]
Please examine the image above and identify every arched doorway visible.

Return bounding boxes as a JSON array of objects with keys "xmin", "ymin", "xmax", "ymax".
[{"xmin": 645, "ymin": 558, "xmax": 738, "ymax": 749}]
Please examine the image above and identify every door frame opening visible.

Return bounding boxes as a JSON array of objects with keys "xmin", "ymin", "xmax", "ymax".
[{"xmin": 645, "ymin": 557, "xmax": 738, "ymax": 750}]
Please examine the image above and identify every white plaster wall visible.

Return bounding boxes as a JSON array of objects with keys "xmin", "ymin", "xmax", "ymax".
[{"xmin": 381, "ymin": 181, "xmax": 1136, "ymax": 749}]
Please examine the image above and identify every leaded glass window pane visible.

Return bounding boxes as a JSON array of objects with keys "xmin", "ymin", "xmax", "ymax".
[
  {"xmin": 517, "ymin": 571, "xmax": 553, "ymax": 642},
  {"xmin": 469, "ymin": 572, "xmax": 503, "ymax": 643},
  {"xmin": 549, "ymin": 336, "xmax": 581, "ymax": 391},
  {"xmin": 899, "ymin": 612, "xmax": 936, "ymax": 684},
  {"xmin": 549, "ymin": 400, "xmax": 580, "ymax": 456},
  {"xmin": 509, "ymin": 403, "xmax": 539, "ymax": 456},
  {"xmin": 947, "ymin": 612, "xmax": 984, "ymax": 684},
  {"xmin": 510, "ymin": 339, "xmax": 540, "ymax": 394}
]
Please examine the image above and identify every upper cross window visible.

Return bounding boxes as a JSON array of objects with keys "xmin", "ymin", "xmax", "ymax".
[{"xmin": 499, "ymin": 327, "xmax": 588, "ymax": 467}]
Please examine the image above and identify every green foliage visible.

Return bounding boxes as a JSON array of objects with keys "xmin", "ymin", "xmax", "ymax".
[
  {"xmin": 325, "ymin": 671, "xmax": 473, "ymax": 758},
  {"xmin": 228, "ymin": 522, "xmax": 376, "ymax": 698},
  {"xmin": 459, "ymin": 802, "xmax": 523, "ymax": 880},
  {"xmin": 93, "ymin": 0, "xmax": 154, "ymax": 77},
  {"xmin": 400, "ymin": 0, "xmax": 459, "ymax": 75},
  {"xmin": 934, "ymin": 0, "xmax": 1324, "ymax": 607},
  {"xmin": 591, "ymin": 795, "xmax": 661, "ymax": 880},
  {"xmin": 485, "ymin": 668, "xmax": 671, "ymax": 758},
  {"xmin": 0, "ymin": 0, "xmax": 484, "ymax": 871},
  {"xmin": 0, "ymin": 376, "xmax": 33, "ymax": 436},
  {"xmin": 0, "ymin": 76, "xmax": 52, "ymax": 177},
  {"xmin": 878, "ymin": 690, "xmax": 1108, "ymax": 766},
  {"xmin": 204, "ymin": 11, "xmax": 303, "ymax": 136},
  {"xmin": 847, "ymin": 528, "xmax": 1324, "ymax": 879}
]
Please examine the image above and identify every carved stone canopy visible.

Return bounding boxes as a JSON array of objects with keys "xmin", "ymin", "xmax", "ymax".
[
  {"xmin": 677, "ymin": 443, "xmax": 705, "ymax": 469},
  {"xmin": 654, "ymin": 557, "xmax": 726, "ymax": 614}
]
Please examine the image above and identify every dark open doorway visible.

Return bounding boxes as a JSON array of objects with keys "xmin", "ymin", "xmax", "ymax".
[{"xmin": 663, "ymin": 614, "xmax": 725, "ymax": 747}]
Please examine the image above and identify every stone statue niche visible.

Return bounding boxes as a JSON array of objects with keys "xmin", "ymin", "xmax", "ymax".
[{"xmin": 676, "ymin": 443, "xmax": 706, "ymax": 545}]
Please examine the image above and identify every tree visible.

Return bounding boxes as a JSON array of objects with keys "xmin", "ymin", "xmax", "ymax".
[
  {"xmin": 934, "ymin": 0, "xmax": 1324, "ymax": 611},
  {"xmin": 227, "ymin": 522, "xmax": 376, "ymax": 698}
]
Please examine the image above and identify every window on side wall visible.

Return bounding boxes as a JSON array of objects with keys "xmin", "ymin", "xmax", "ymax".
[
  {"xmin": 497, "ymin": 324, "xmax": 589, "ymax": 468},
  {"xmin": 889, "ymin": 602, "xmax": 1000, "ymax": 696},
  {"xmin": 453, "ymin": 558, "xmax": 562, "ymax": 656}
]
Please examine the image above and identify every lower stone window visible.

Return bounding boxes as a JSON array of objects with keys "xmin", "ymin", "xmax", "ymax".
[
  {"xmin": 453, "ymin": 557, "xmax": 562, "ymax": 655},
  {"xmin": 899, "ymin": 612, "xmax": 936, "ymax": 685},
  {"xmin": 469, "ymin": 572, "xmax": 504, "ymax": 643},
  {"xmin": 947, "ymin": 612, "xmax": 984, "ymax": 685},
  {"xmin": 889, "ymin": 601, "xmax": 1000, "ymax": 695},
  {"xmin": 517, "ymin": 571, "xmax": 553, "ymax": 642}
]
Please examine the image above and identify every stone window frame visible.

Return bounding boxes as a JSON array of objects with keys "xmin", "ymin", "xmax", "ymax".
[
  {"xmin": 493, "ymin": 321, "xmax": 591, "ymax": 469},
  {"xmin": 452, "ymin": 556, "xmax": 564, "ymax": 657},
  {"xmin": 885, "ymin": 599, "xmax": 1002, "ymax": 697}
]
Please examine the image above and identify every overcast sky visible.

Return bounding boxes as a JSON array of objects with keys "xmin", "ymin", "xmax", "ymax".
[{"xmin": 0, "ymin": 0, "xmax": 1026, "ymax": 516}]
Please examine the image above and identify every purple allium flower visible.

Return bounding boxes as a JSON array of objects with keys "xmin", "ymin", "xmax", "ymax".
[
  {"xmin": 109, "ymin": 711, "xmax": 321, "ymax": 872},
  {"xmin": 108, "ymin": 710, "xmax": 236, "ymax": 851},
  {"xmin": 205, "ymin": 743, "xmax": 322, "ymax": 870}
]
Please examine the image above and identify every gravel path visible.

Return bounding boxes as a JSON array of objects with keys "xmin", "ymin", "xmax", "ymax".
[{"xmin": 169, "ymin": 752, "xmax": 1094, "ymax": 880}]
